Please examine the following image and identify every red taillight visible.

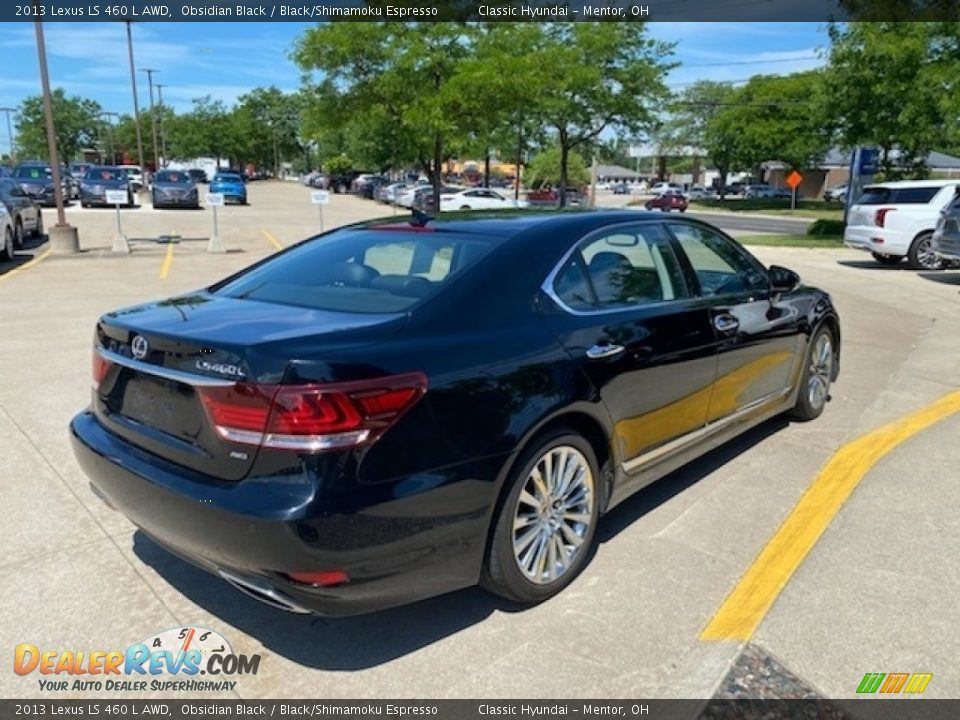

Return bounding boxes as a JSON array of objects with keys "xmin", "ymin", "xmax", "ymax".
[
  {"xmin": 875, "ymin": 208, "xmax": 895, "ymax": 227},
  {"xmin": 198, "ymin": 372, "xmax": 427, "ymax": 452},
  {"xmin": 284, "ymin": 570, "xmax": 349, "ymax": 587},
  {"xmin": 92, "ymin": 353, "xmax": 111, "ymax": 389}
]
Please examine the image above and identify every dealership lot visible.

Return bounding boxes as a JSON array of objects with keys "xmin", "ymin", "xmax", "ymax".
[{"xmin": 2, "ymin": 181, "xmax": 959, "ymax": 703}]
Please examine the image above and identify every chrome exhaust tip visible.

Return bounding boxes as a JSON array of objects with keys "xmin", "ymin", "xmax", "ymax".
[{"xmin": 218, "ymin": 569, "xmax": 312, "ymax": 615}]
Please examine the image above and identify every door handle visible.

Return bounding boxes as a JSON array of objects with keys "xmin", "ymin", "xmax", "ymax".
[
  {"xmin": 586, "ymin": 343, "xmax": 625, "ymax": 360},
  {"xmin": 713, "ymin": 314, "xmax": 740, "ymax": 333}
]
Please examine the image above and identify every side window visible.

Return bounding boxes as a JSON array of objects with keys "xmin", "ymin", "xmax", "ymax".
[
  {"xmin": 669, "ymin": 224, "xmax": 768, "ymax": 297},
  {"xmin": 891, "ymin": 187, "xmax": 940, "ymax": 204},
  {"xmin": 552, "ymin": 225, "xmax": 687, "ymax": 311}
]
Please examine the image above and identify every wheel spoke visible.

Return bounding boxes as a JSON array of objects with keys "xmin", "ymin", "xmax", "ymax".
[
  {"xmin": 513, "ymin": 512, "xmax": 537, "ymax": 532},
  {"xmin": 546, "ymin": 532, "xmax": 559, "ymax": 581},
  {"xmin": 530, "ymin": 467, "xmax": 549, "ymax": 502},
  {"xmin": 518, "ymin": 488, "xmax": 540, "ymax": 510},
  {"xmin": 514, "ymin": 525, "xmax": 540, "ymax": 557},
  {"xmin": 560, "ymin": 522, "xmax": 584, "ymax": 549},
  {"xmin": 563, "ymin": 511, "xmax": 591, "ymax": 525}
]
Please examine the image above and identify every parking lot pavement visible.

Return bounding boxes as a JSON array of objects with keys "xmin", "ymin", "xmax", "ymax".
[{"xmin": 2, "ymin": 189, "xmax": 959, "ymax": 701}]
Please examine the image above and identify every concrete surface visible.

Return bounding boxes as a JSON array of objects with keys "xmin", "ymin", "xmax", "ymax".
[{"xmin": 1, "ymin": 181, "xmax": 958, "ymax": 701}]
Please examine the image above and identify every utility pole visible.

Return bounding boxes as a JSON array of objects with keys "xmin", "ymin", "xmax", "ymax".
[
  {"xmin": 34, "ymin": 10, "xmax": 79, "ymax": 252},
  {"xmin": 155, "ymin": 84, "xmax": 167, "ymax": 166},
  {"xmin": 0, "ymin": 107, "xmax": 15, "ymax": 163},
  {"xmin": 140, "ymin": 68, "xmax": 159, "ymax": 171},
  {"xmin": 124, "ymin": 21, "xmax": 145, "ymax": 175}
]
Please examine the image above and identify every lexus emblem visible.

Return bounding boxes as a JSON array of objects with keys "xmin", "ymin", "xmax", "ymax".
[{"xmin": 130, "ymin": 335, "xmax": 150, "ymax": 360}]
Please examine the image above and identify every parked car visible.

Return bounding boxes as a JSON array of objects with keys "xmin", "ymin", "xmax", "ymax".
[
  {"xmin": 327, "ymin": 171, "xmax": 371, "ymax": 194},
  {"xmin": 439, "ymin": 188, "xmax": 528, "ymax": 212},
  {"xmin": 80, "ymin": 167, "xmax": 134, "ymax": 208},
  {"xmin": 359, "ymin": 176, "xmax": 389, "ymax": 200},
  {"xmin": 650, "ymin": 181, "xmax": 683, "ymax": 196},
  {"xmin": 823, "ymin": 184, "xmax": 848, "ymax": 203},
  {"xmin": 209, "ymin": 172, "xmax": 247, "ymax": 205},
  {"xmin": 69, "ymin": 162, "xmax": 93, "ymax": 181},
  {"xmin": 0, "ymin": 177, "xmax": 43, "ymax": 248},
  {"xmin": 377, "ymin": 182, "xmax": 406, "ymax": 204},
  {"xmin": 396, "ymin": 181, "xmax": 433, "ymax": 208},
  {"xmin": 725, "ymin": 182, "xmax": 746, "ymax": 196},
  {"xmin": 844, "ymin": 180, "xmax": 960, "ymax": 269},
  {"xmin": 931, "ymin": 190, "xmax": 960, "ymax": 266},
  {"xmin": 12, "ymin": 163, "xmax": 70, "ymax": 206},
  {"xmin": 645, "ymin": 190, "xmax": 689, "ymax": 212},
  {"xmin": 187, "ymin": 169, "xmax": 209, "ymax": 184},
  {"xmin": 413, "ymin": 185, "xmax": 464, "ymax": 211},
  {"xmin": 0, "ymin": 166, "xmax": 11, "ymax": 177},
  {"xmin": 151, "ymin": 170, "xmax": 199, "ymax": 209},
  {"xmin": 611, "ymin": 183, "xmax": 632, "ymax": 195},
  {"xmin": 744, "ymin": 184, "xmax": 776, "ymax": 199},
  {"xmin": 71, "ymin": 211, "xmax": 841, "ymax": 616},
  {"xmin": 118, "ymin": 165, "xmax": 144, "ymax": 192},
  {"xmin": 0, "ymin": 202, "xmax": 14, "ymax": 260}
]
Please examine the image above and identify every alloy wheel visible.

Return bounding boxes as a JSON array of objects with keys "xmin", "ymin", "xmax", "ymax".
[
  {"xmin": 914, "ymin": 236, "xmax": 943, "ymax": 270},
  {"xmin": 807, "ymin": 333, "xmax": 833, "ymax": 411},
  {"xmin": 512, "ymin": 445, "xmax": 594, "ymax": 585}
]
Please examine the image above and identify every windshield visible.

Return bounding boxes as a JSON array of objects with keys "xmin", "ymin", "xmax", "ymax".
[
  {"xmin": 214, "ymin": 174, "xmax": 243, "ymax": 183},
  {"xmin": 154, "ymin": 171, "xmax": 190, "ymax": 184},
  {"xmin": 86, "ymin": 168, "xmax": 125, "ymax": 181},
  {"xmin": 210, "ymin": 228, "xmax": 498, "ymax": 313},
  {"xmin": 15, "ymin": 166, "xmax": 50, "ymax": 179}
]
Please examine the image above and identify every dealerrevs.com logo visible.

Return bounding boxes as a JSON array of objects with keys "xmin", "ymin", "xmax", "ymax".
[{"xmin": 14, "ymin": 627, "xmax": 261, "ymax": 692}]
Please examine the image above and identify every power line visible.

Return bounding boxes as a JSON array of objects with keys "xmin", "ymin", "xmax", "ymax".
[{"xmin": 682, "ymin": 55, "xmax": 819, "ymax": 68}]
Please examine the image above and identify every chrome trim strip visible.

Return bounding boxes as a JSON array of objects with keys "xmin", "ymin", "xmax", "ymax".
[
  {"xmin": 218, "ymin": 570, "xmax": 312, "ymax": 615},
  {"xmin": 621, "ymin": 387, "xmax": 791, "ymax": 473},
  {"xmin": 97, "ymin": 347, "xmax": 236, "ymax": 387}
]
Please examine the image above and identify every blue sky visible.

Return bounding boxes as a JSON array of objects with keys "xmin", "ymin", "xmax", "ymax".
[{"xmin": 0, "ymin": 21, "xmax": 828, "ymax": 149}]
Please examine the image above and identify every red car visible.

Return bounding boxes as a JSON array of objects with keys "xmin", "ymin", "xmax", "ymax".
[{"xmin": 645, "ymin": 191, "xmax": 688, "ymax": 212}]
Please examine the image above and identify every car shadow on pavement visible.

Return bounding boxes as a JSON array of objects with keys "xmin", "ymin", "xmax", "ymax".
[
  {"xmin": 0, "ymin": 234, "xmax": 49, "ymax": 275},
  {"xmin": 917, "ymin": 271, "xmax": 960, "ymax": 286},
  {"xmin": 835, "ymin": 259, "xmax": 910, "ymax": 271},
  {"xmin": 132, "ymin": 416, "xmax": 789, "ymax": 671}
]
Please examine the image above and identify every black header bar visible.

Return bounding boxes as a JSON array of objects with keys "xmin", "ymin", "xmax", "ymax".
[{"xmin": 4, "ymin": 0, "xmax": 960, "ymax": 23}]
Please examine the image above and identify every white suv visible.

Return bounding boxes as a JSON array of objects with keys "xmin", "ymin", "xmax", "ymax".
[{"xmin": 844, "ymin": 180, "xmax": 960, "ymax": 269}]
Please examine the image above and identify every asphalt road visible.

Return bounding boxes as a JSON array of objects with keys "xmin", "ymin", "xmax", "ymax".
[{"xmin": 2, "ymin": 182, "xmax": 958, "ymax": 703}]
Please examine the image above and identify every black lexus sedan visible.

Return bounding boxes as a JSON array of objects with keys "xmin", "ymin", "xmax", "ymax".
[{"xmin": 71, "ymin": 211, "xmax": 840, "ymax": 616}]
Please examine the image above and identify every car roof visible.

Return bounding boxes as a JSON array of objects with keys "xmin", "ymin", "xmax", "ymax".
[
  {"xmin": 865, "ymin": 179, "xmax": 959, "ymax": 189},
  {"xmin": 362, "ymin": 210, "xmax": 697, "ymax": 237}
]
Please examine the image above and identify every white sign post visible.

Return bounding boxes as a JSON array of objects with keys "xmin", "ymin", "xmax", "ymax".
[
  {"xmin": 106, "ymin": 189, "xmax": 130, "ymax": 254},
  {"xmin": 206, "ymin": 192, "xmax": 225, "ymax": 253},
  {"xmin": 311, "ymin": 190, "xmax": 330, "ymax": 232}
]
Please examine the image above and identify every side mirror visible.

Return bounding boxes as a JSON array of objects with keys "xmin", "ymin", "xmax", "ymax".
[{"xmin": 769, "ymin": 265, "xmax": 801, "ymax": 292}]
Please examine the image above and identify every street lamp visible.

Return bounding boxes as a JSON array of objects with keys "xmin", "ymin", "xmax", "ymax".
[
  {"xmin": 123, "ymin": 21, "xmax": 145, "ymax": 178},
  {"xmin": 140, "ymin": 68, "xmax": 160, "ymax": 171},
  {"xmin": 155, "ymin": 83, "xmax": 167, "ymax": 166},
  {"xmin": 33, "ymin": 11, "xmax": 79, "ymax": 252},
  {"xmin": 0, "ymin": 107, "xmax": 15, "ymax": 163}
]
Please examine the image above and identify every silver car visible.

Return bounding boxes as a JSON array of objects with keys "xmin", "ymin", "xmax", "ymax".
[
  {"xmin": 932, "ymin": 191, "xmax": 960, "ymax": 264},
  {"xmin": 1, "ymin": 203, "xmax": 15, "ymax": 261}
]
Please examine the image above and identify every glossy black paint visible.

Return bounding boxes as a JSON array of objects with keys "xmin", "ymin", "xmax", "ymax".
[{"xmin": 71, "ymin": 211, "xmax": 840, "ymax": 616}]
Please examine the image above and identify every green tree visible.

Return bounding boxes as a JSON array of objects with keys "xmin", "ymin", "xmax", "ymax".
[
  {"xmin": 295, "ymin": 23, "xmax": 478, "ymax": 208},
  {"xmin": 237, "ymin": 87, "xmax": 304, "ymax": 175},
  {"xmin": 519, "ymin": 24, "xmax": 674, "ymax": 206},
  {"xmin": 526, "ymin": 146, "xmax": 590, "ymax": 189},
  {"xmin": 824, "ymin": 22, "xmax": 948, "ymax": 177},
  {"xmin": 16, "ymin": 89, "xmax": 102, "ymax": 163}
]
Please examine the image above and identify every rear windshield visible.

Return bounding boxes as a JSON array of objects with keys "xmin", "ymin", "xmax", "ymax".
[
  {"xmin": 857, "ymin": 186, "xmax": 941, "ymax": 205},
  {"xmin": 211, "ymin": 228, "xmax": 498, "ymax": 313},
  {"xmin": 213, "ymin": 174, "xmax": 242, "ymax": 182}
]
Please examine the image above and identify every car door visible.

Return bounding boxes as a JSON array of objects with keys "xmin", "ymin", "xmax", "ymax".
[
  {"xmin": 540, "ymin": 222, "xmax": 719, "ymax": 473},
  {"xmin": 665, "ymin": 222, "xmax": 804, "ymax": 423}
]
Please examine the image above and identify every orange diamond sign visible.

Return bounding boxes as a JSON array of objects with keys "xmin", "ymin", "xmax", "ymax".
[{"xmin": 786, "ymin": 170, "xmax": 803, "ymax": 189}]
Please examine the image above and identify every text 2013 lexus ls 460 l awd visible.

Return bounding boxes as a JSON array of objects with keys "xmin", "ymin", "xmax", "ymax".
[{"xmin": 71, "ymin": 211, "xmax": 840, "ymax": 616}]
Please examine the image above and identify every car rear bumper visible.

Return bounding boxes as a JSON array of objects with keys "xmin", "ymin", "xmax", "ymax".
[
  {"xmin": 843, "ymin": 226, "xmax": 908, "ymax": 256},
  {"xmin": 70, "ymin": 411, "xmax": 495, "ymax": 616}
]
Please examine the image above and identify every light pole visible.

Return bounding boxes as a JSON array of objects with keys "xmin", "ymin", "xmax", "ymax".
[
  {"xmin": 155, "ymin": 83, "xmax": 168, "ymax": 166},
  {"xmin": 33, "ymin": 11, "xmax": 79, "ymax": 252},
  {"xmin": 140, "ymin": 68, "xmax": 159, "ymax": 172},
  {"xmin": 123, "ymin": 21, "xmax": 145, "ymax": 175},
  {"xmin": 100, "ymin": 112, "xmax": 119, "ymax": 164},
  {"xmin": 0, "ymin": 107, "xmax": 15, "ymax": 163}
]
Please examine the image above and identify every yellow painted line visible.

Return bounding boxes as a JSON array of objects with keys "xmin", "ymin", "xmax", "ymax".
[
  {"xmin": 0, "ymin": 248, "xmax": 53, "ymax": 283},
  {"xmin": 261, "ymin": 229, "xmax": 283, "ymax": 251},
  {"xmin": 701, "ymin": 389, "xmax": 960, "ymax": 642},
  {"xmin": 159, "ymin": 240, "xmax": 174, "ymax": 279}
]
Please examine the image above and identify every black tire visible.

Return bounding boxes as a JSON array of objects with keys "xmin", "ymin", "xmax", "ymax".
[
  {"xmin": 482, "ymin": 429, "xmax": 601, "ymax": 605},
  {"xmin": 789, "ymin": 325, "xmax": 836, "ymax": 421},
  {"xmin": 460, "ymin": 205, "xmax": 471, "ymax": 210},
  {"xmin": 907, "ymin": 231, "xmax": 944, "ymax": 270},
  {"xmin": 32, "ymin": 211, "xmax": 43, "ymax": 238},
  {"xmin": 336, "ymin": 183, "xmax": 347, "ymax": 194},
  {"xmin": 871, "ymin": 252, "xmax": 903, "ymax": 266},
  {"xmin": 2, "ymin": 227, "xmax": 14, "ymax": 261},
  {"xmin": 13, "ymin": 220, "xmax": 23, "ymax": 249}
]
